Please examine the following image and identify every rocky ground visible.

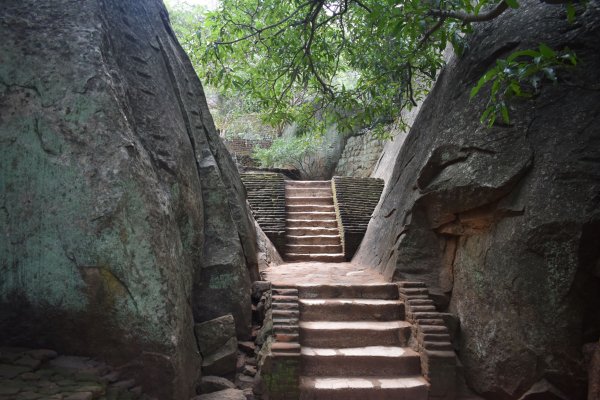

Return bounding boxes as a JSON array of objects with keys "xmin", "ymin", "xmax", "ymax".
[
  {"xmin": 0, "ymin": 345, "xmax": 260, "ymax": 400},
  {"xmin": 0, "ymin": 347, "xmax": 152, "ymax": 400}
]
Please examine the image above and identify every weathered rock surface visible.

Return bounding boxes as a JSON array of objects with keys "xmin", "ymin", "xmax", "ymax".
[
  {"xmin": 0, "ymin": 0, "xmax": 257, "ymax": 397},
  {"xmin": 357, "ymin": 1, "xmax": 600, "ymax": 398},
  {"xmin": 198, "ymin": 375, "xmax": 236, "ymax": 394},
  {"xmin": 195, "ymin": 314, "xmax": 237, "ymax": 356},
  {"xmin": 193, "ymin": 388, "xmax": 246, "ymax": 400},
  {"xmin": 201, "ymin": 338, "xmax": 238, "ymax": 377},
  {"xmin": 0, "ymin": 346, "xmax": 152, "ymax": 400},
  {"xmin": 195, "ymin": 315, "xmax": 238, "ymax": 377}
]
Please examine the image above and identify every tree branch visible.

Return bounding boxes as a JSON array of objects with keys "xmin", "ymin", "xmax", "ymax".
[
  {"xmin": 428, "ymin": 1, "xmax": 509, "ymax": 23},
  {"xmin": 303, "ymin": 1, "xmax": 335, "ymax": 97},
  {"xmin": 418, "ymin": 17, "xmax": 446, "ymax": 48},
  {"xmin": 352, "ymin": 0, "xmax": 372, "ymax": 13},
  {"xmin": 215, "ymin": 1, "xmax": 312, "ymax": 45}
]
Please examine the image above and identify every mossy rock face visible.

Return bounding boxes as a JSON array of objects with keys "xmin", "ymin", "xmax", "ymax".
[
  {"xmin": 0, "ymin": 0, "xmax": 258, "ymax": 397},
  {"xmin": 355, "ymin": 2, "xmax": 600, "ymax": 398}
]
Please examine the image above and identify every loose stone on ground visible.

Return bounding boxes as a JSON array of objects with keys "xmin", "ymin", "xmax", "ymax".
[{"xmin": 0, "ymin": 347, "xmax": 154, "ymax": 400}]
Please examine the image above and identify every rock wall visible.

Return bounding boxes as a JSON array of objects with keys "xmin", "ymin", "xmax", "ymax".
[
  {"xmin": 0, "ymin": 0, "xmax": 257, "ymax": 398},
  {"xmin": 334, "ymin": 131, "xmax": 385, "ymax": 178},
  {"xmin": 356, "ymin": 1, "xmax": 600, "ymax": 398}
]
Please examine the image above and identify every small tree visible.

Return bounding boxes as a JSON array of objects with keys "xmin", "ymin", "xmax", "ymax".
[{"xmin": 195, "ymin": 0, "xmax": 580, "ymax": 130}]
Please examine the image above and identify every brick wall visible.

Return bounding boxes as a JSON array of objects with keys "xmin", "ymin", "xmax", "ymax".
[
  {"xmin": 223, "ymin": 138, "xmax": 272, "ymax": 167},
  {"xmin": 240, "ymin": 173, "xmax": 286, "ymax": 254},
  {"xmin": 332, "ymin": 176, "xmax": 384, "ymax": 260}
]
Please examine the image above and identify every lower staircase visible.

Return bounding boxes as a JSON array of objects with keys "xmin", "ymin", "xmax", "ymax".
[
  {"xmin": 297, "ymin": 284, "xmax": 429, "ymax": 400},
  {"xmin": 284, "ymin": 180, "xmax": 344, "ymax": 262}
]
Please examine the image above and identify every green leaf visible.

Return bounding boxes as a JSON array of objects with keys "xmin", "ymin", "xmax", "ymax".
[
  {"xmin": 509, "ymin": 81, "xmax": 522, "ymax": 96},
  {"xmin": 538, "ymin": 43, "xmax": 556, "ymax": 58},
  {"xmin": 507, "ymin": 49, "xmax": 539, "ymax": 62},
  {"xmin": 470, "ymin": 67, "xmax": 498, "ymax": 99},
  {"xmin": 504, "ymin": 0, "xmax": 520, "ymax": 9},
  {"xmin": 500, "ymin": 103, "xmax": 510, "ymax": 123},
  {"xmin": 566, "ymin": 2, "xmax": 576, "ymax": 23},
  {"xmin": 481, "ymin": 106, "xmax": 494, "ymax": 124}
]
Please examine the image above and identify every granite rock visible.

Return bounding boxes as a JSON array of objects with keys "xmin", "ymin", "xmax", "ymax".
[
  {"xmin": 357, "ymin": 1, "xmax": 600, "ymax": 397},
  {"xmin": 0, "ymin": 0, "xmax": 257, "ymax": 397}
]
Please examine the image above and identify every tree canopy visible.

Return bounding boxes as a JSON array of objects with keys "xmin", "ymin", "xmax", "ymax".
[{"xmin": 169, "ymin": 0, "xmax": 579, "ymax": 133}]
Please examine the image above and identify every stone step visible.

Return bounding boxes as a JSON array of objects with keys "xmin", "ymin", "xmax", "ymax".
[
  {"xmin": 287, "ymin": 235, "xmax": 341, "ymax": 245},
  {"xmin": 411, "ymin": 312, "xmax": 440, "ymax": 320},
  {"xmin": 273, "ymin": 309, "xmax": 300, "ymax": 319},
  {"xmin": 287, "ymin": 204, "xmax": 335, "ymax": 213},
  {"xmin": 272, "ymin": 302, "xmax": 299, "ymax": 311},
  {"xmin": 299, "ymin": 299, "xmax": 405, "ymax": 321},
  {"xmin": 397, "ymin": 281, "xmax": 427, "ymax": 289},
  {"xmin": 407, "ymin": 298, "xmax": 435, "ymax": 306},
  {"xmin": 286, "ymin": 211, "xmax": 337, "ymax": 221},
  {"xmin": 285, "ymin": 180, "xmax": 331, "ymax": 188},
  {"xmin": 423, "ymin": 341, "xmax": 454, "ymax": 351},
  {"xmin": 410, "ymin": 305, "xmax": 436, "ymax": 312},
  {"xmin": 299, "ymin": 321, "xmax": 411, "ymax": 348},
  {"xmin": 286, "ymin": 227, "xmax": 340, "ymax": 236},
  {"xmin": 272, "ymin": 288, "xmax": 298, "ymax": 296},
  {"xmin": 285, "ymin": 253, "xmax": 346, "ymax": 262},
  {"xmin": 301, "ymin": 346, "xmax": 421, "ymax": 377},
  {"xmin": 420, "ymin": 333, "xmax": 451, "ymax": 342},
  {"xmin": 271, "ymin": 342, "xmax": 301, "ymax": 354},
  {"xmin": 273, "ymin": 318, "xmax": 299, "ymax": 326},
  {"xmin": 287, "ymin": 196, "xmax": 334, "ymax": 205},
  {"xmin": 299, "ymin": 376, "xmax": 429, "ymax": 400},
  {"xmin": 296, "ymin": 284, "xmax": 399, "ymax": 300},
  {"xmin": 273, "ymin": 324, "xmax": 299, "ymax": 334},
  {"xmin": 285, "ymin": 244, "xmax": 343, "ymax": 254},
  {"xmin": 286, "ymin": 219, "xmax": 339, "ymax": 228},
  {"xmin": 272, "ymin": 295, "xmax": 299, "ymax": 303},
  {"xmin": 286, "ymin": 188, "xmax": 332, "ymax": 197},
  {"xmin": 275, "ymin": 333, "xmax": 300, "ymax": 342},
  {"xmin": 399, "ymin": 288, "xmax": 429, "ymax": 296}
]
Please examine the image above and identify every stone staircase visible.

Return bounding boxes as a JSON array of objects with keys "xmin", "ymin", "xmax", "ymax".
[
  {"xmin": 296, "ymin": 284, "xmax": 429, "ymax": 400},
  {"xmin": 284, "ymin": 181, "xmax": 344, "ymax": 262}
]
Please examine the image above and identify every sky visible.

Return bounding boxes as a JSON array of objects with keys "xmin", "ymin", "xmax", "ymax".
[{"xmin": 167, "ymin": 0, "xmax": 219, "ymax": 10}]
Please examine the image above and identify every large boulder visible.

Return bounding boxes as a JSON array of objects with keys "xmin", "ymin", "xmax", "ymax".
[
  {"xmin": 0, "ymin": 0, "xmax": 257, "ymax": 398},
  {"xmin": 357, "ymin": 1, "xmax": 600, "ymax": 398}
]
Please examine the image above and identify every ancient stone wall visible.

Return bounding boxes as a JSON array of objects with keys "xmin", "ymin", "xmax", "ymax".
[
  {"xmin": 334, "ymin": 132, "xmax": 385, "ymax": 178},
  {"xmin": 241, "ymin": 173, "xmax": 287, "ymax": 255},
  {"xmin": 0, "ymin": 0, "xmax": 257, "ymax": 397},
  {"xmin": 223, "ymin": 137, "xmax": 272, "ymax": 168},
  {"xmin": 332, "ymin": 177, "xmax": 384, "ymax": 260},
  {"xmin": 356, "ymin": 1, "xmax": 600, "ymax": 398}
]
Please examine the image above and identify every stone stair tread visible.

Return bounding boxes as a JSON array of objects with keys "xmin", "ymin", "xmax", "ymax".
[
  {"xmin": 287, "ymin": 196, "xmax": 334, "ymax": 200},
  {"xmin": 300, "ymin": 321, "xmax": 410, "ymax": 330},
  {"xmin": 300, "ymin": 298, "xmax": 402, "ymax": 306},
  {"xmin": 286, "ymin": 219, "xmax": 338, "ymax": 222},
  {"xmin": 301, "ymin": 346, "xmax": 418, "ymax": 358},
  {"xmin": 300, "ymin": 375, "xmax": 429, "ymax": 390},
  {"xmin": 286, "ymin": 253, "xmax": 345, "ymax": 257},
  {"xmin": 287, "ymin": 235, "xmax": 341, "ymax": 239},
  {"xmin": 287, "ymin": 227, "xmax": 339, "ymax": 231}
]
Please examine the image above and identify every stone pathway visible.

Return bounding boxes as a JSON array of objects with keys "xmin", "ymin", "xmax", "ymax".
[
  {"xmin": 262, "ymin": 262, "xmax": 382, "ymax": 285},
  {"xmin": 0, "ymin": 347, "xmax": 151, "ymax": 400}
]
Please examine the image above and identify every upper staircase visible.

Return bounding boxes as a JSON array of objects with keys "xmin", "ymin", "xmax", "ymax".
[{"xmin": 284, "ymin": 181, "xmax": 344, "ymax": 262}]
